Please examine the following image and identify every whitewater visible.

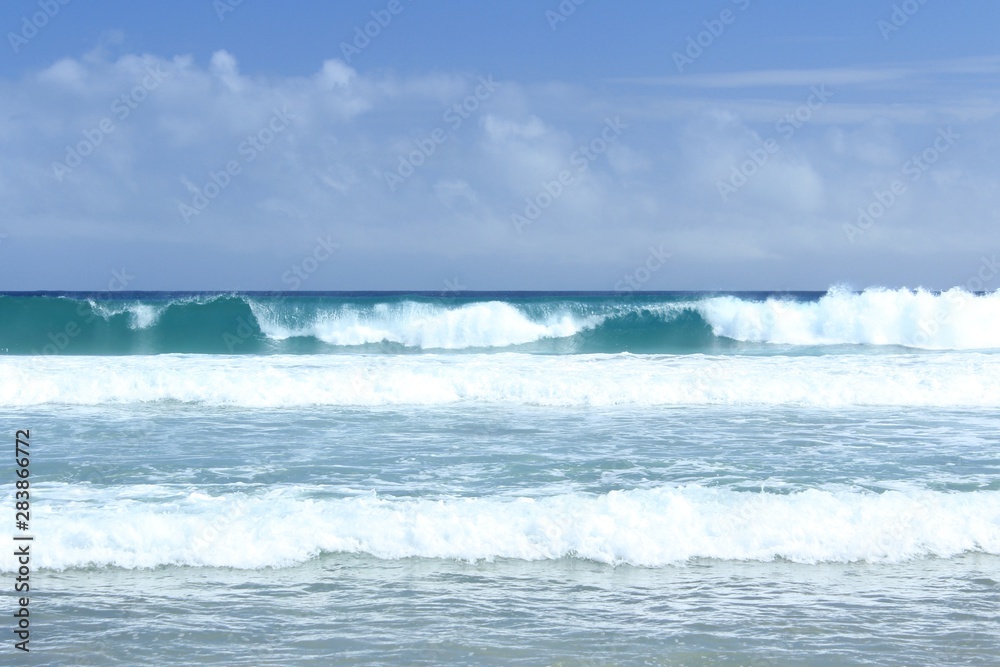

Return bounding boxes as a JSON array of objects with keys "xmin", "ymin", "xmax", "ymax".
[
  {"xmin": 3, "ymin": 352, "xmax": 1000, "ymax": 407},
  {"xmin": 18, "ymin": 483, "xmax": 1000, "ymax": 570},
  {"xmin": 4, "ymin": 287, "xmax": 1000, "ymax": 354},
  {"xmin": 2, "ymin": 288, "xmax": 999, "ymax": 665}
]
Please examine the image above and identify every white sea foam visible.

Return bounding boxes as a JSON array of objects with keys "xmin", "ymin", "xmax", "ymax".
[
  {"xmin": 6, "ymin": 484, "xmax": 998, "ymax": 570},
  {"xmin": 248, "ymin": 300, "xmax": 593, "ymax": 348},
  {"xmin": 87, "ymin": 300, "xmax": 166, "ymax": 330},
  {"xmin": 699, "ymin": 287, "xmax": 1000, "ymax": 349},
  {"xmin": 245, "ymin": 288, "xmax": 1000, "ymax": 350},
  {"xmin": 2, "ymin": 352, "xmax": 998, "ymax": 408}
]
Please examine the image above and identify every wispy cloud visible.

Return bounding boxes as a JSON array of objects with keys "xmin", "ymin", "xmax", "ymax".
[
  {"xmin": 2, "ymin": 49, "xmax": 999, "ymax": 289},
  {"xmin": 612, "ymin": 57, "xmax": 1000, "ymax": 89}
]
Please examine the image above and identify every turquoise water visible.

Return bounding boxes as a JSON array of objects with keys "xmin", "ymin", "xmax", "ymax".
[
  {"xmin": 2, "ymin": 290, "xmax": 1000, "ymax": 665},
  {"xmin": 6, "ymin": 288, "xmax": 998, "ymax": 355},
  {"xmin": 0, "ymin": 291, "xmax": 782, "ymax": 355}
]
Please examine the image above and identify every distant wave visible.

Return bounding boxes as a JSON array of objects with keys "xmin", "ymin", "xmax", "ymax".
[
  {"xmin": 247, "ymin": 299, "xmax": 595, "ymax": 348},
  {"xmin": 12, "ymin": 484, "xmax": 1000, "ymax": 570},
  {"xmin": 4, "ymin": 352, "xmax": 1000, "ymax": 407},
  {"xmin": 1, "ymin": 288, "xmax": 999, "ymax": 354},
  {"xmin": 699, "ymin": 286, "xmax": 1000, "ymax": 349}
]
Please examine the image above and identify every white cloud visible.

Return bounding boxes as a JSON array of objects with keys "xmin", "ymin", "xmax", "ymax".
[
  {"xmin": 1, "ymin": 51, "xmax": 998, "ymax": 289},
  {"xmin": 209, "ymin": 50, "xmax": 244, "ymax": 93}
]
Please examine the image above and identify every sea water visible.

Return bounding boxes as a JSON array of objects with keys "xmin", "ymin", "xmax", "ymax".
[{"xmin": 1, "ymin": 289, "xmax": 998, "ymax": 665}]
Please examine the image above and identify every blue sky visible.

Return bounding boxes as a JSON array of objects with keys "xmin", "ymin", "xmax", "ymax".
[{"xmin": 1, "ymin": 0, "xmax": 999, "ymax": 290}]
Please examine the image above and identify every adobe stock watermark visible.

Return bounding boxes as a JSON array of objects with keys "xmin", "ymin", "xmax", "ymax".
[
  {"xmin": 545, "ymin": 0, "xmax": 588, "ymax": 31},
  {"xmin": 717, "ymin": 85, "xmax": 833, "ymax": 202},
  {"xmin": 7, "ymin": 0, "xmax": 71, "ymax": 54},
  {"xmin": 32, "ymin": 267, "xmax": 134, "ymax": 355},
  {"xmin": 179, "ymin": 106, "xmax": 295, "ymax": 223},
  {"xmin": 878, "ymin": 0, "xmax": 929, "ymax": 40},
  {"xmin": 339, "ymin": 0, "xmax": 413, "ymax": 64},
  {"xmin": 673, "ymin": 0, "xmax": 751, "ymax": 73},
  {"xmin": 52, "ymin": 65, "xmax": 169, "ymax": 182},
  {"xmin": 383, "ymin": 75, "xmax": 498, "ymax": 192},
  {"xmin": 614, "ymin": 245, "xmax": 672, "ymax": 292},
  {"xmin": 511, "ymin": 115, "xmax": 627, "ymax": 233},
  {"xmin": 188, "ymin": 472, "xmax": 279, "ymax": 552},
  {"xmin": 222, "ymin": 315, "xmax": 258, "ymax": 352},
  {"xmin": 911, "ymin": 255, "xmax": 998, "ymax": 347},
  {"xmin": 281, "ymin": 235, "xmax": 340, "ymax": 289},
  {"xmin": 844, "ymin": 126, "xmax": 959, "ymax": 243},
  {"xmin": 440, "ymin": 277, "xmax": 469, "ymax": 296},
  {"xmin": 213, "ymin": 0, "xmax": 245, "ymax": 21}
]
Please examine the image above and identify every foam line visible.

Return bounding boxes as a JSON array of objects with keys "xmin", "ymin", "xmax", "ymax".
[
  {"xmin": 3, "ymin": 352, "xmax": 999, "ymax": 407},
  {"xmin": 10, "ymin": 484, "xmax": 999, "ymax": 570}
]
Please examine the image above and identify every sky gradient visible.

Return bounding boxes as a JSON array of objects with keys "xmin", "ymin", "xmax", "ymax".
[{"xmin": 2, "ymin": 0, "xmax": 999, "ymax": 290}]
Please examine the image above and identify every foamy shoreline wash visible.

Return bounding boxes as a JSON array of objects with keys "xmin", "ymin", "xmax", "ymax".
[
  {"xmin": 3, "ymin": 287, "xmax": 1000, "ymax": 354},
  {"xmin": 3, "ymin": 352, "xmax": 1000, "ymax": 407},
  {"xmin": 9, "ymin": 484, "xmax": 1000, "ymax": 570}
]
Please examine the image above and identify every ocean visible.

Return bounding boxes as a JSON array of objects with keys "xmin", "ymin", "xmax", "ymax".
[{"xmin": 2, "ymin": 289, "xmax": 999, "ymax": 666}]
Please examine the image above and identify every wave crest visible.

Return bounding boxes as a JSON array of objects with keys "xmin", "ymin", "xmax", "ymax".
[
  {"xmin": 3, "ymin": 288, "xmax": 1000, "ymax": 354},
  {"xmin": 699, "ymin": 287, "xmax": 1000, "ymax": 349},
  {"xmin": 15, "ymin": 484, "xmax": 1000, "ymax": 570},
  {"xmin": 249, "ymin": 300, "xmax": 592, "ymax": 349}
]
